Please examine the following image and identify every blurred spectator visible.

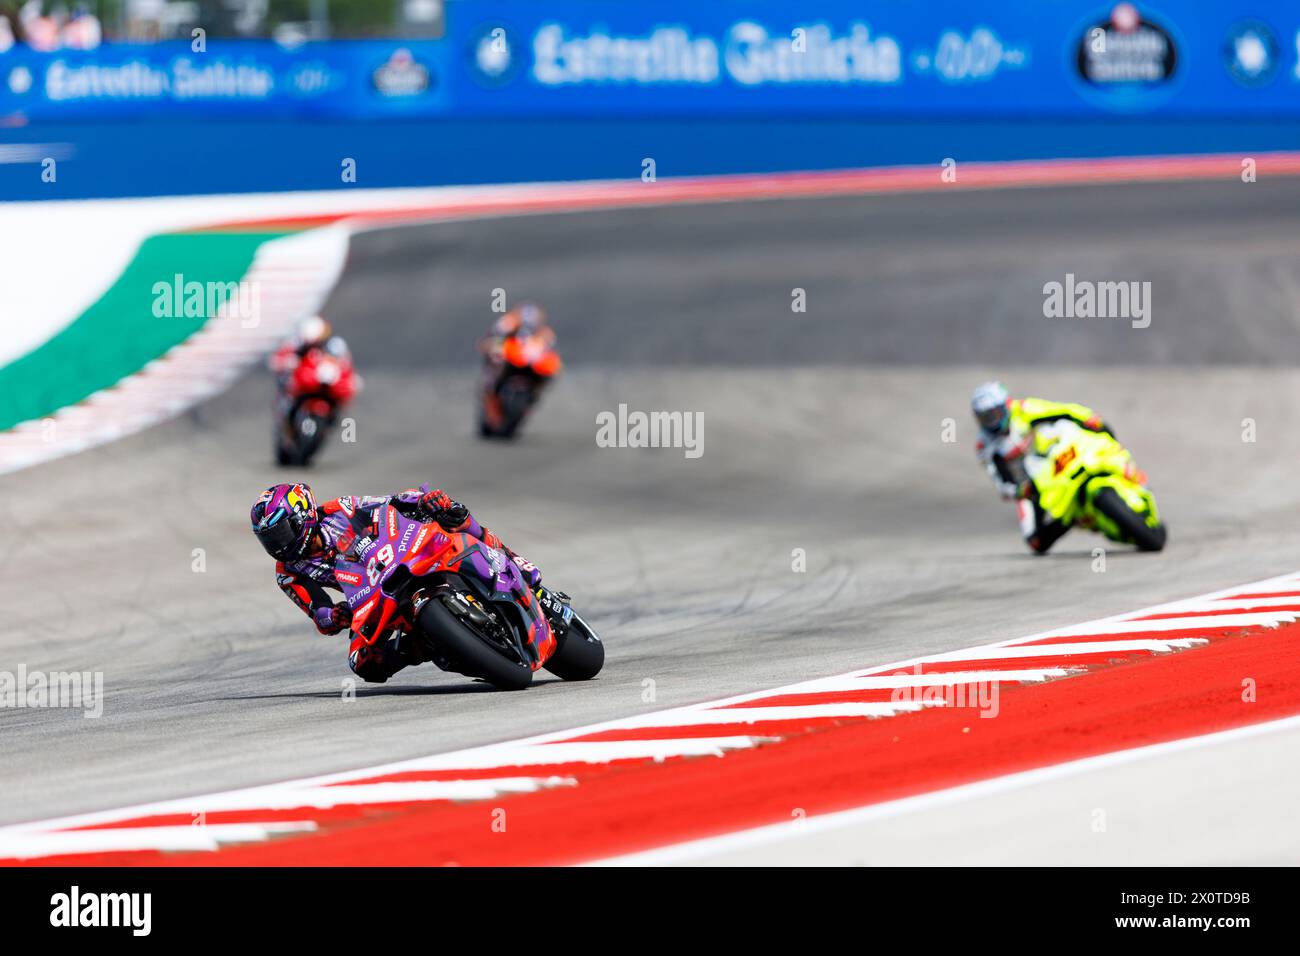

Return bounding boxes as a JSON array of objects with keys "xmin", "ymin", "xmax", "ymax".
[
  {"xmin": 62, "ymin": 3, "xmax": 101, "ymax": 48},
  {"xmin": 1, "ymin": 0, "xmax": 100, "ymax": 51},
  {"xmin": 20, "ymin": 0, "xmax": 61, "ymax": 51},
  {"xmin": 0, "ymin": 0, "xmax": 443, "ymax": 46}
]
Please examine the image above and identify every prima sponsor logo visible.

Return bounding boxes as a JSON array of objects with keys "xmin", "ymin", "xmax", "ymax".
[
  {"xmin": 152, "ymin": 273, "xmax": 261, "ymax": 326},
  {"xmin": 595, "ymin": 404, "xmax": 704, "ymax": 459},
  {"xmin": 888, "ymin": 665, "xmax": 1000, "ymax": 718},
  {"xmin": 0, "ymin": 666, "xmax": 103, "ymax": 718},
  {"xmin": 50, "ymin": 886, "xmax": 151, "ymax": 936},
  {"xmin": 1042, "ymin": 273, "xmax": 1151, "ymax": 329}
]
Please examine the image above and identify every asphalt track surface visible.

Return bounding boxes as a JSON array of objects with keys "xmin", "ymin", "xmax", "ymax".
[{"xmin": 5, "ymin": 179, "xmax": 1300, "ymax": 861}]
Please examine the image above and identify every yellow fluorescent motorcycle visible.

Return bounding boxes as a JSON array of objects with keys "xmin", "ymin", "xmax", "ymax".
[{"xmin": 1023, "ymin": 420, "xmax": 1167, "ymax": 551}]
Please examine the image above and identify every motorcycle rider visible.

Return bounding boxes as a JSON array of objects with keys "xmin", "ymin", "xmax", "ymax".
[
  {"xmin": 480, "ymin": 302, "xmax": 555, "ymax": 357},
  {"xmin": 270, "ymin": 315, "xmax": 360, "ymax": 461},
  {"xmin": 478, "ymin": 302, "xmax": 557, "ymax": 427},
  {"xmin": 270, "ymin": 314, "xmax": 356, "ymax": 383},
  {"xmin": 250, "ymin": 482, "xmax": 544, "ymax": 683},
  {"xmin": 970, "ymin": 381, "xmax": 1117, "ymax": 554}
]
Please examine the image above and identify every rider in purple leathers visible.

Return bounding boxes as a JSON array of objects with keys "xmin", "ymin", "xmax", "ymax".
[{"xmin": 250, "ymin": 482, "xmax": 543, "ymax": 683}]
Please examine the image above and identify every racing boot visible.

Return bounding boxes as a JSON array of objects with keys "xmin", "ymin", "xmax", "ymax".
[{"xmin": 347, "ymin": 632, "xmax": 423, "ymax": 684}]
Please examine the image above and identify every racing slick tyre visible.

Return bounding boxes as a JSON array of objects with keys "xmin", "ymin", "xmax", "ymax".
[
  {"xmin": 1094, "ymin": 487, "xmax": 1167, "ymax": 552},
  {"xmin": 293, "ymin": 410, "xmax": 327, "ymax": 466},
  {"xmin": 495, "ymin": 378, "xmax": 534, "ymax": 439},
  {"xmin": 543, "ymin": 611, "xmax": 605, "ymax": 681},
  {"xmin": 416, "ymin": 594, "xmax": 533, "ymax": 690}
]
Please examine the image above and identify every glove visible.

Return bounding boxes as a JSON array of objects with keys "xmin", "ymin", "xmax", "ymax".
[
  {"xmin": 420, "ymin": 489, "xmax": 469, "ymax": 529},
  {"xmin": 314, "ymin": 603, "xmax": 352, "ymax": 635}
]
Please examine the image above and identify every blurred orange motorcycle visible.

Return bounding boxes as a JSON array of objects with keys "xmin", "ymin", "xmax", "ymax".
[{"xmin": 478, "ymin": 303, "xmax": 562, "ymax": 439}]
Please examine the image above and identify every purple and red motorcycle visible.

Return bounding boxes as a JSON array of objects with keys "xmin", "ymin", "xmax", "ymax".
[{"xmin": 331, "ymin": 490, "xmax": 604, "ymax": 690}]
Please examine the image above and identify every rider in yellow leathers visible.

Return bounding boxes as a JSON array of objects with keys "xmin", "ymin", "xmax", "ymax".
[{"xmin": 970, "ymin": 381, "xmax": 1118, "ymax": 553}]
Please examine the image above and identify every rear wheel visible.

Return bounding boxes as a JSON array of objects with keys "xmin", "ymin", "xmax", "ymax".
[
  {"xmin": 416, "ymin": 594, "xmax": 533, "ymax": 690},
  {"xmin": 294, "ymin": 411, "xmax": 327, "ymax": 465},
  {"xmin": 543, "ymin": 611, "xmax": 605, "ymax": 681},
  {"xmin": 1094, "ymin": 487, "xmax": 1166, "ymax": 552},
  {"xmin": 496, "ymin": 379, "xmax": 534, "ymax": 438}
]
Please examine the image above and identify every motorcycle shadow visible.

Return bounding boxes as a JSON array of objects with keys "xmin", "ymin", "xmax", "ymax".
[
  {"xmin": 214, "ymin": 676, "xmax": 566, "ymax": 701},
  {"xmin": 1010, "ymin": 546, "xmax": 1157, "ymax": 560}
]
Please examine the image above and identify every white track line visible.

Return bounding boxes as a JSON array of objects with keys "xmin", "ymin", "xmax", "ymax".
[{"xmin": 0, "ymin": 823, "xmax": 318, "ymax": 860}]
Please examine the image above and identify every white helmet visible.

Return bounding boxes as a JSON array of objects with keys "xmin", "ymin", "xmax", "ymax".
[
  {"xmin": 971, "ymin": 381, "xmax": 1010, "ymax": 434},
  {"xmin": 295, "ymin": 315, "xmax": 332, "ymax": 347}
]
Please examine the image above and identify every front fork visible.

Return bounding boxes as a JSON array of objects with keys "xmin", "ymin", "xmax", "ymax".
[{"xmin": 535, "ymin": 586, "xmax": 574, "ymax": 637}]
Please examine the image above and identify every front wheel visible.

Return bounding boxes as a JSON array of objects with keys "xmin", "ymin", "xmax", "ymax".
[
  {"xmin": 416, "ymin": 594, "xmax": 533, "ymax": 690},
  {"xmin": 1094, "ymin": 487, "xmax": 1167, "ymax": 552},
  {"xmin": 543, "ymin": 610, "xmax": 605, "ymax": 681}
]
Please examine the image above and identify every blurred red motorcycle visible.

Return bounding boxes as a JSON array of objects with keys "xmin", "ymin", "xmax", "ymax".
[{"xmin": 274, "ymin": 346, "xmax": 360, "ymax": 466}]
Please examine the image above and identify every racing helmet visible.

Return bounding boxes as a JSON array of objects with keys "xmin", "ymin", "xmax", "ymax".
[
  {"xmin": 251, "ymin": 482, "xmax": 319, "ymax": 561},
  {"xmin": 971, "ymin": 381, "xmax": 1011, "ymax": 434},
  {"xmin": 295, "ymin": 315, "xmax": 332, "ymax": 348},
  {"xmin": 516, "ymin": 302, "xmax": 546, "ymax": 334}
]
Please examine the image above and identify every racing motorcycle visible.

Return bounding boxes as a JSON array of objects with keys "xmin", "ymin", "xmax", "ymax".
[
  {"xmin": 333, "ymin": 491, "xmax": 604, "ymax": 690},
  {"xmin": 479, "ymin": 334, "xmax": 562, "ymax": 439},
  {"xmin": 275, "ymin": 348, "xmax": 359, "ymax": 466},
  {"xmin": 1024, "ymin": 420, "xmax": 1166, "ymax": 551}
]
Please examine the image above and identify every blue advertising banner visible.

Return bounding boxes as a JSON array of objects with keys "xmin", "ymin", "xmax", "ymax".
[
  {"xmin": 0, "ymin": 1, "xmax": 1299, "ymax": 121},
  {"xmin": 0, "ymin": 40, "xmax": 454, "ymax": 118},
  {"xmin": 443, "ymin": 0, "xmax": 1300, "ymax": 117}
]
